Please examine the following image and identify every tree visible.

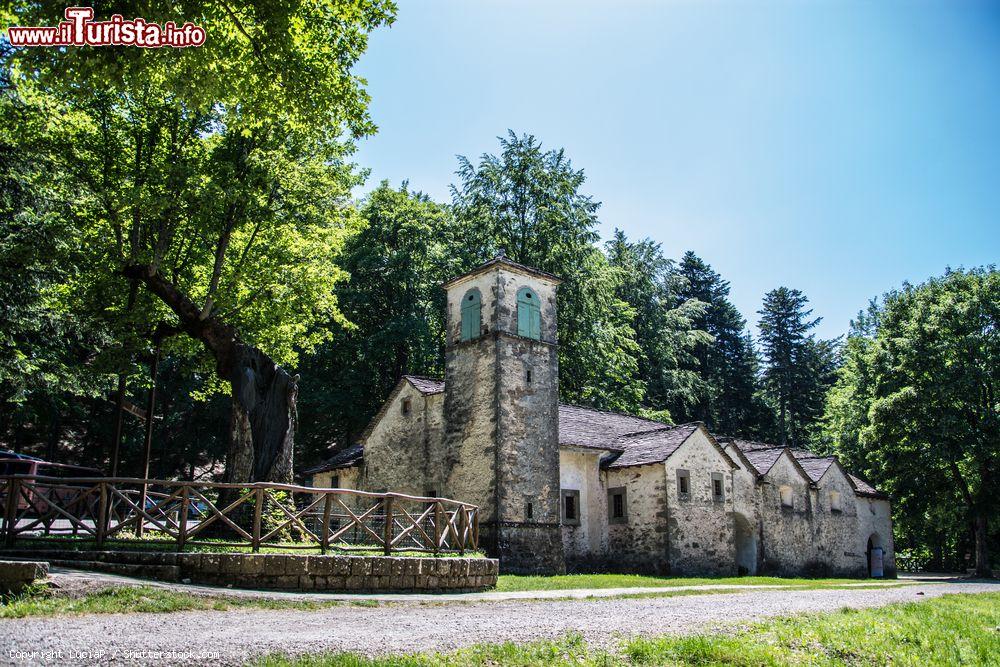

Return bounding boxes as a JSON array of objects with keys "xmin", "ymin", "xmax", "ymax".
[
  {"xmin": 757, "ymin": 287, "xmax": 836, "ymax": 447},
  {"xmin": 604, "ymin": 232, "xmax": 709, "ymax": 421},
  {"xmin": 671, "ymin": 251, "xmax": 765, "ymax": 435},
  {"xmin": 825, "ymin": 268, "xmax": 999, "ymax": 576},
  {"xmin": 296, "ymin": 182, "xmax": 460, "ymax": 462},
  {"xmin": 1, "ymin": 1, "xmax": 396, "ymax": 481},
  {"xmin": 451, "ymin": 132, "xmax": 644, "ymax": 412}
]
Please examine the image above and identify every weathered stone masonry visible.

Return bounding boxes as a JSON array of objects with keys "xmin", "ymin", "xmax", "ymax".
[{"xmin": 307, "ymin": 256, "xmax": 895, "ymax": 577}]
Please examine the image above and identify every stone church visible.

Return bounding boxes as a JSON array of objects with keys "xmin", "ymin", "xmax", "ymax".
[{"xmin": 305, "ymin": 256, "xmax": 895, "ymax": 576}]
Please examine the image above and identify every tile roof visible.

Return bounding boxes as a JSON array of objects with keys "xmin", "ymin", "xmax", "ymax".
[
  {"xmin": 403, "ymin": 375, "xmax": 445, "ymax": 395},
  {"xmin": 718, "ymin": 437, "xmax": 888, "ymax": 498},
  {"xmin": 603, "ymin": 423, "xmax": 702, "ymax": 469},
  {"xmin": 557, "ymin": 404, "xmax": 669, "ymax": 452},
  {"xmin": 849, "ymin": 474, "xmax": 886, "ymax": 498},
  {"xmin": 301, "ymin": 443, "xmax": 364, "ymax": 475},
  {"xmin": 790, "ymin": 450, "xmax": 837, "ymax": 483},
  {"xmin": 441, "ymin": 255, "xmax": 563, "ymax": 288}
]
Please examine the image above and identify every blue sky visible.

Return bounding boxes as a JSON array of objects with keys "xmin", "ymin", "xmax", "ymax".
[{"xmin": 352, "ymin": 0, "xmax": 1000, "ymax": 340}]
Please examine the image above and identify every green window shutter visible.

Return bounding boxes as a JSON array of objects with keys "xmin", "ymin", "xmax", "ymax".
[
  {"xmin": 517, "ymin": 287, "xmax": 541, "ymax": 340},
  {"xmin": 461, "ymin": 289, "xmax": 481, "ymax": 341},
  {"xmin": 517, "ymin": 297, "xmax": 530, "ymax": 336}
]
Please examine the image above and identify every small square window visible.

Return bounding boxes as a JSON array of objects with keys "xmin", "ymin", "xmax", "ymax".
[
  {"xmin": 677, "ymin": 469, "xmax": 690, "ymax": 499},
  {"xmin": 401, "ymin": 398, "xmax": 411, "ymax": 415},
  {"xmin": 330, "ymin": 474, "xmax": 340, "ymax": 489},
  {"xmin": 562, "ymin": 489, "xmax": 581, "ymax": 526},
  {"xmin": 526, "ymin": 369, "xmax": 532, "ymax": 384},
  {"xmin": 780, "ymin": 485, "xmax": 794, "ymax": 508},
  {"xmin": 526, "ymin": 501, "xmax": 533, "ymax": 520},
  {"xmin": 607, "ymin": 487, "xmax": 627, "ymax": 524},
  {"xmin": 424, "ymin": 489, "xmax": 437, "ymax": 499},
  {"xmin": 711, "ymin": 472, "xmax": 725, "ymax": 502}
]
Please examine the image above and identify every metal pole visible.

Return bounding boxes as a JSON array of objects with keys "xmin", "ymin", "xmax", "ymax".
[{"xmin": 136, "ymin": 341, "xmax": 161, "ymax": 538}]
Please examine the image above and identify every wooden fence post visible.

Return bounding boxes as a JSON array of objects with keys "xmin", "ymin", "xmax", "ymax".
[
  {"xmin": 3, "ymin": 478, "xmax": 20, "ymax": 547},
  {"xmin": 320, "ymin": 493, "xmax": 333, "ymax": 555},
  {"xmin": 382, "ymin": 494, "xmax": 393, "ymax": 556},
  {"xmin": 472, "ymin": 508, "xmax": 480, "ymax": 550},
  {"xmin": 96, "ymin": 482, "xmax": 108, "ymax": 549},
  {"xmin": 433, "ymin": 501, "xmax": 442, "ymax": 554},
  {"xmin": 177, "ymin": 485, "xmax": 190, "ymax": 552},
  {"xmin": 252, "ymin": 487, "xmax": 264, "ymax": 553},
  {"xmin": 458, "ymin": 506, "xmax": 467, "ymax": 555}
]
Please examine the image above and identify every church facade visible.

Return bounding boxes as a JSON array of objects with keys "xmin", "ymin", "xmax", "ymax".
[{"xmin": 305, "ymin": 257, "xmax": 895, "ymax": 577}]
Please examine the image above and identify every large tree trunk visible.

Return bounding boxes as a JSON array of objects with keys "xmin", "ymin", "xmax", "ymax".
[
  {"xmin": 123, "ymin": 265, "xmax": 297, "ymax": 483},
  {"xmin": 226, "ymin": 345, "xmax": 296, "ymax": 484}
]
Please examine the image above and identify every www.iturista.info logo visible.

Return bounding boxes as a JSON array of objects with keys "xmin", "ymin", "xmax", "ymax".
[{"xmin": 7, "ymin": 7, "xmax": 206, "ymax": 48}]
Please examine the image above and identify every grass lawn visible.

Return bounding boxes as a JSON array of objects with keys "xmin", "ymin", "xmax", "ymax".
[
  {"xmin": 0, "ymin": 584, "xmax": 346, "ymax": 618},
  {"xmin": 494, "ymin": 573, "xmax": 867, "ymax": 592},
  {"xmin": 257, "ymin": 592, "xmax": 1000, "ymax": 666}
]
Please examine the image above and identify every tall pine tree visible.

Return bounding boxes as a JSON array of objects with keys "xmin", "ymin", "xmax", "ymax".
[{"xmin": 757, "ymin": 287, "xmax": 837, "ymax": 447}]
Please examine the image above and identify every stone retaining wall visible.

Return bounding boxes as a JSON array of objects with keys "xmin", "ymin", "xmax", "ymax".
[{"xmin": 0, "ymin": 549, "xmax": 498, "ymax": 592}]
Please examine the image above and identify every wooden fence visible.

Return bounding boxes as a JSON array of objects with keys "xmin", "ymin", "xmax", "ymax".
[{"xmin": 0, "ymin": 475, "xmax": 480, "ymax": 555}]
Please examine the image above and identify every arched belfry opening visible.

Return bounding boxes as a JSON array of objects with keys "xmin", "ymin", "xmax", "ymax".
[{"xmin": 460, "ymin": 288, "xmax": 481, "ymax": 341}]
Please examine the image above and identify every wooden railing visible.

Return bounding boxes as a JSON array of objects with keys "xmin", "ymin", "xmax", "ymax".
[{"xmin": 0, "ymin": 475, "xmax": 479, "ymax": 555}]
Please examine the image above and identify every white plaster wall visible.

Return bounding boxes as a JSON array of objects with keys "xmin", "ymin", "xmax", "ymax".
[{"xmin": 559, "ymin": 448, "xmax": 609, "ymax": 562}]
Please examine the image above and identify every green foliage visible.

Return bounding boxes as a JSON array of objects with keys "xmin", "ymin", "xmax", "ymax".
[
  {"xmin": 823, "ymin": 267, "xmax": 999, "ymax": 575},
  {"xmin": 669, "ymin": 251, "xmax": 772, "ymax": 436},
  {"xmin": 0, "ymin": 1, "xmax": 396, "ymax": 474},
  {"xmin": 297, "ymin": 182, "xmax": 460, "ymax": 458}
]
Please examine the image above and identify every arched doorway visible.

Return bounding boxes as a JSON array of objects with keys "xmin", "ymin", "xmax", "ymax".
[
  {"xmin": 866, "ymin": 533, "xmax": 884, "ymax": 577},
  {"xmin": 734, "ymin": 513, "xmax": 758, "ymax": 575}
]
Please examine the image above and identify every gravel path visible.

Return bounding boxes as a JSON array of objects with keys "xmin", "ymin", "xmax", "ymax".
[{"xmin": 2, "ymin": 580, "xmax": 997, "ymax": 666}]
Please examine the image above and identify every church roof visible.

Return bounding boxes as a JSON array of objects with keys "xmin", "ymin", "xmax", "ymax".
[
  {"xmin": 602, "ymin": 423, "xmax": 703, "ymax": 468},
  {"xmin": 301, "ymin": 443, "xmax": 364, "ymax": 475},
  {"xmin": 403, "ymin": 375, "xmax": 445, "ymax": 395},
  {"xmin": 557, "ymin": 404, "xmax": 668, "ymax": 451},
  {"xmin": 790, "ymin": 451, "xmax": 837, "ymax": 482},
  {"xmin": 718, "ymin": 437, "xmax": 888, "ymax": 498}
]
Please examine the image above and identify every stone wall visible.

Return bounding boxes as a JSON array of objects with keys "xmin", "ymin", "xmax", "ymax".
[
  {"xmin": 362, "ymin": 383, "xmax": 444, "ymax": 498},
  {"xmin": 0, "ymin": 550, "xmax": 498, "ymax": 592},
  {"xmin": 758, "ymin": 451, "xmax": 815, "ymax": 575},
  {"xmin": 663, "ymin": 430, "xmax": 738, "ymax": 576},
  {"xmin": 604, "ymin": 465, "xmax": 669, "ymax": 573}
]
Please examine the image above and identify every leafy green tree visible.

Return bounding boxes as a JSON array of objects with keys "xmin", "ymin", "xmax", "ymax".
[
  {"xmin": 758, "ymin": 287, "xmax": 837, "ymax": 446},
  {"xmin": 604, "ymin": 232, "xmax": 709, "ymax": 421},
  {"xmin": 825, "ymin": 268, "xmax": 998, "ymax": 576},
  {"xmin": 1, "ymin": 0, "xmax": 396, "ymax": 481},
  {"xmin": 671, "ymin": 252, "xmax": 766, "ymax": 435},
  {"xmin": 296, "ymin": 182, "xmax": 460, "ymax": 463},
  {"xmin": 451, "ymin": 132, "xmax": 643, "ymax": 412}
]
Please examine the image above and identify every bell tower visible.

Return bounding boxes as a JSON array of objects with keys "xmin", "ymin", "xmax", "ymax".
[{"xmin": 440, "ymin": 255, "xmax": 564, "ymax": 574}]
